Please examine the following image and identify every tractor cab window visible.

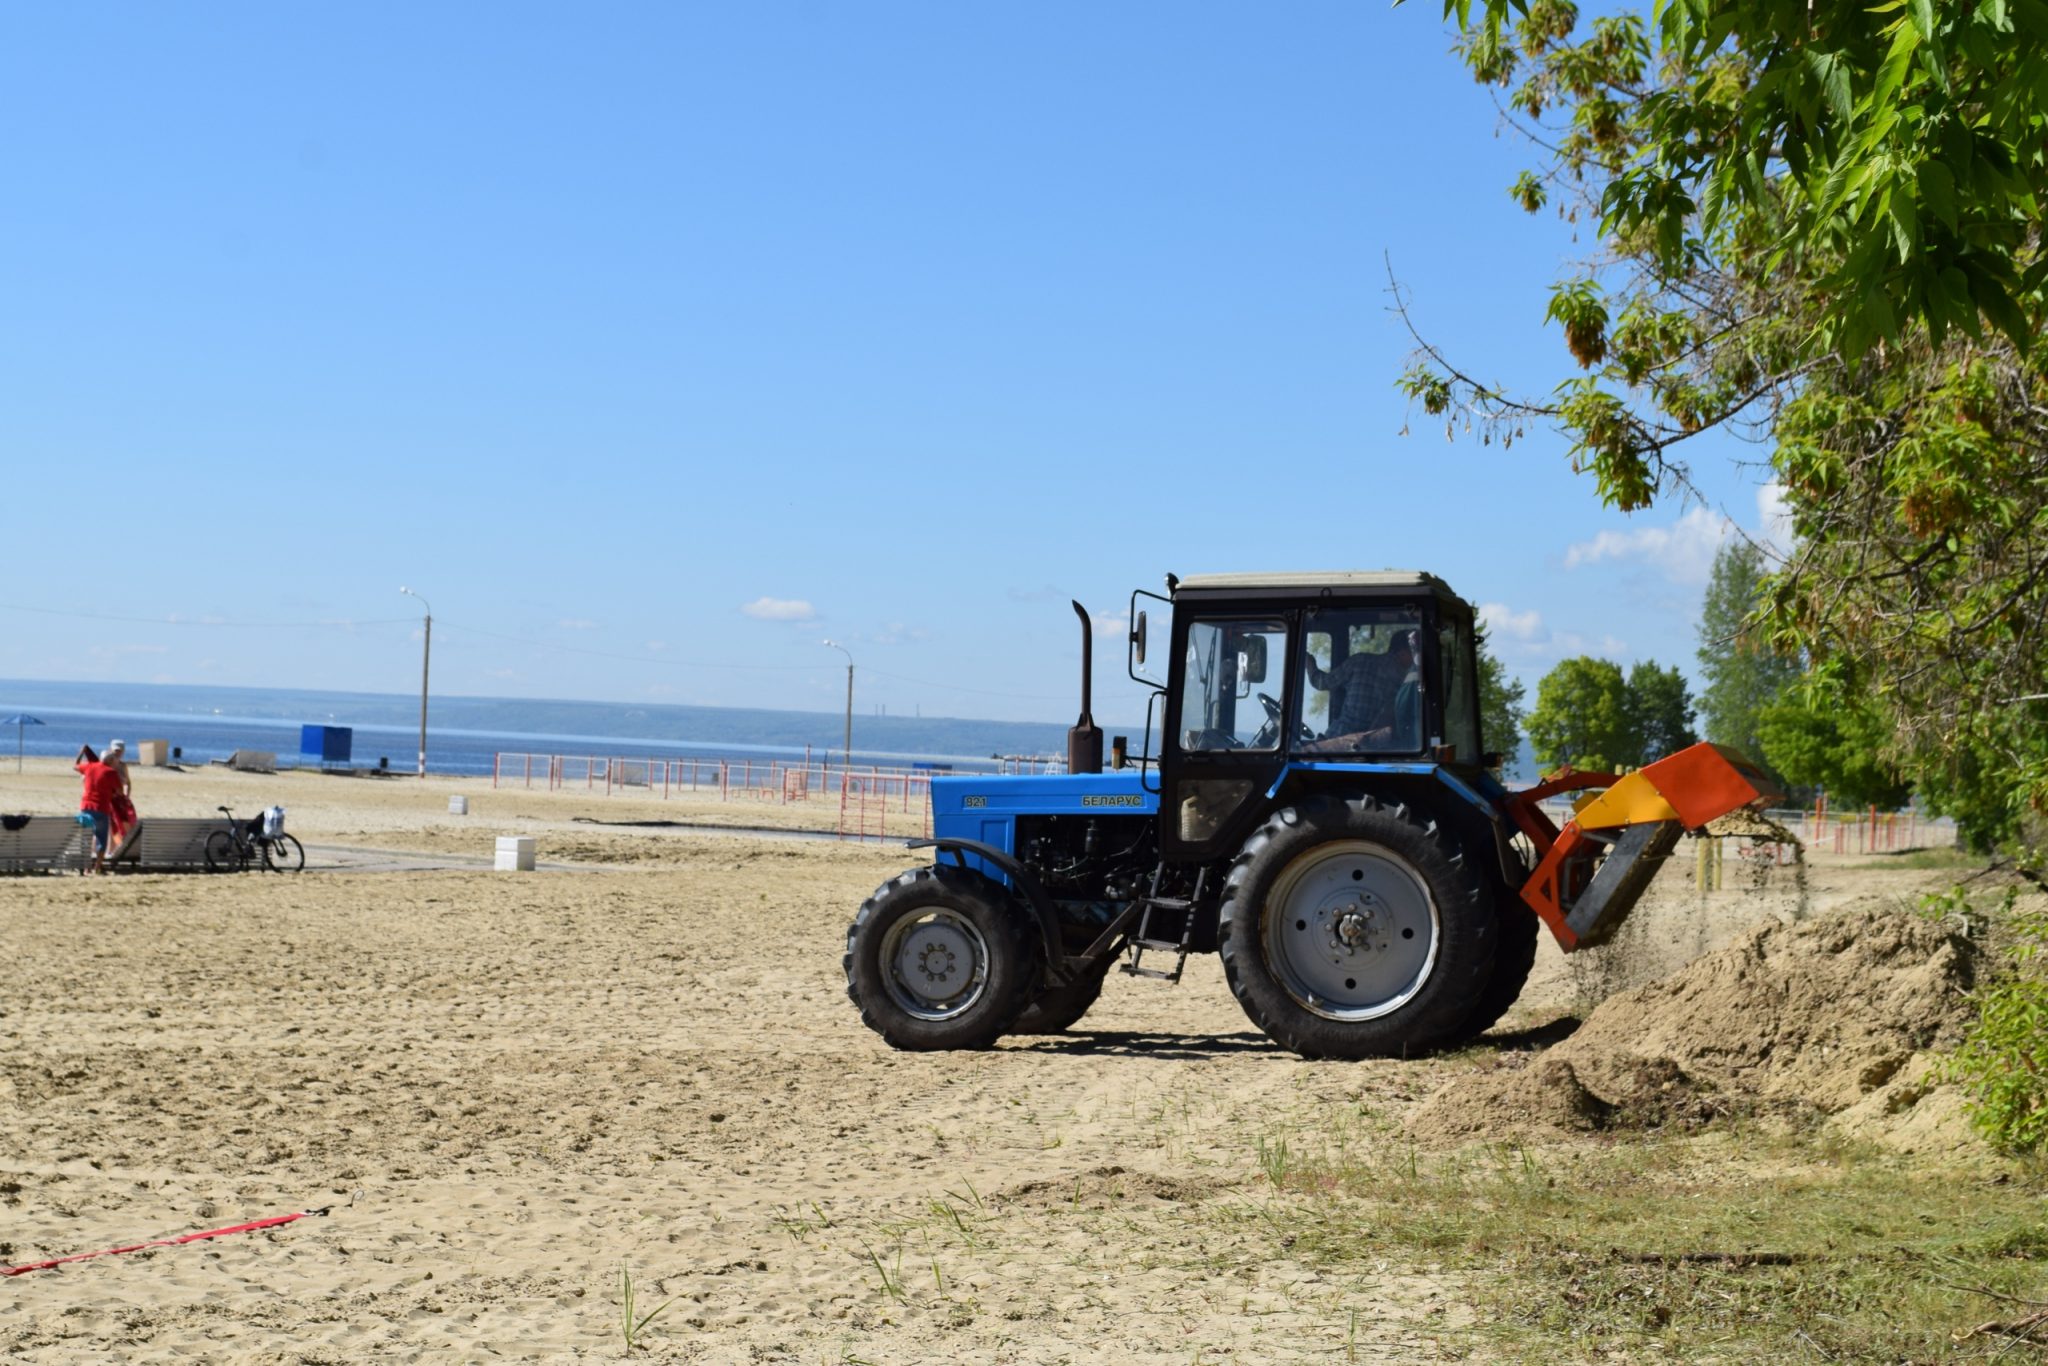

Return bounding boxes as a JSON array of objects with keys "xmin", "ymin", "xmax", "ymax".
[
  {"xmin": 1295, "ymin": 607, "xmax": 1425, "ymax": 754},
  {"xmin": 1178, "ymin": 618, "xmax": 1288, "ymax": 752}
]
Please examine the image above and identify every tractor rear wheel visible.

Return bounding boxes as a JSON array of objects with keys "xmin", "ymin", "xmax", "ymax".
[
  {"xmin": 1447, "ymin": 894, "xmax": 1540, "ymax": 1043},
  {"xmin": 844, "ymin": 865, "xmax": 1040, "ymax": 1051},
  {"xmin": 1218, "ymin": 796, "xmax": 1497, "ymax": 1059},
  {"xmin": 1010, "ymin": 957, "xmax": 1113, "ymax": 1035}
]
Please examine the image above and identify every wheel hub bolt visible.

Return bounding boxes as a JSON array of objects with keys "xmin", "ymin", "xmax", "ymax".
[{"xmin": 1331, "ymin": 902, "xmax": 1374, "ymax": 952}]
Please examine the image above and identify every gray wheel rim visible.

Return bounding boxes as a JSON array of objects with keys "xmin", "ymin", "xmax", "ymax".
[
  {"xmin": 879, "ymin": 907, "xmax": 991, "ymax": 1022},
  {"xmin": 1262, "ymin": 839, "xmax": 1440, "ymax": 1021}
]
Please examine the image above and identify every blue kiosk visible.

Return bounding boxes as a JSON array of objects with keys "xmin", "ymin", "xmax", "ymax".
[{"xmin": 299, "ymin": 725, "xmax": 354, "ymax": 768}]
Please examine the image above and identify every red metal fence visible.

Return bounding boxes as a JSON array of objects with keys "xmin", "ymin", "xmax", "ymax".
[{"xmin": 492, "ymin": 753, "xmax": 936, "ymax": 838}]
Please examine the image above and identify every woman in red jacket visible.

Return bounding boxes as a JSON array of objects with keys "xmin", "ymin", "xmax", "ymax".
[
  {"xmin": 103, "ymin": 739, "xmax": 136, "ymax": 847},
  {"xmin": 74, "ymin": 744, "xmax": 124, "ymax": 874}
]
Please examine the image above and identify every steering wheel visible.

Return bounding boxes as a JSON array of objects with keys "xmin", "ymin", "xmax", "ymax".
[{"xmin": 1249, "ymin": 692, "xmax": 1315, "ymax": 750}]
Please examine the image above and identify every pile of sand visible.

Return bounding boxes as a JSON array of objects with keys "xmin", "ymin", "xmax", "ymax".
[{"xmin": 1412, "ymin": 904, "xmax": 1979, "ymax": 1149}]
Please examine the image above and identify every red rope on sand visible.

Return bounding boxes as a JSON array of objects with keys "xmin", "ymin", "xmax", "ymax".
[{"xmin": 4, "ymin": 1206, "xmax": 332, "ymax": 1277}]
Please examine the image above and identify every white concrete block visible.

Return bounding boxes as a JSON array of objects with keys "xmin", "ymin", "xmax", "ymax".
[
  {"xmin": 448, "ymin": 795, "xmax": 469, "ymax": 815},
  {"xmin": 495, "ymin": 835, "xmax": 535, "ymax": 872}
]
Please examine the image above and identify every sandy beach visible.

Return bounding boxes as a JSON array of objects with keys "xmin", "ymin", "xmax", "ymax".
[{"xmin": 0, "ymin": 761, "xmax": 2001, "ymax": 1361}]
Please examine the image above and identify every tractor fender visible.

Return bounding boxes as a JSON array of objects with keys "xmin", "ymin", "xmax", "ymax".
[
  {"xmin": 905, "ymin": 837, "xmax": 1073, "ymax": 987},
  {"xmin": 1267, "ymin": 762, "xmax": 1527, "ymax": 889}
]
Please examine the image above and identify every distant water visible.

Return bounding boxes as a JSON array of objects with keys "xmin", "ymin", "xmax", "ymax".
[{"xmin": 0, "ymin": 679, "xmax": 1092, "ymax": 777}]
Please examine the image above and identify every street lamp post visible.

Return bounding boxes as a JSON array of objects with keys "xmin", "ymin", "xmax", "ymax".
[
  {"xmin": 400, "ymin": 587, "xmax": 432, "ymax": 779},
  {"xmin": 822, "ymin": 640, "xmax": 853, "ymax": 771}
]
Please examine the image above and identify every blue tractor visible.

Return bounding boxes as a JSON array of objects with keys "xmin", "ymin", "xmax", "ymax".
[{"xmin": 843, "ymin": 571, "xmax": 1778, "ymax": 1057}]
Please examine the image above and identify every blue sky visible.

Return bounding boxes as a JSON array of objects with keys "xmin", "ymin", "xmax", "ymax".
[{"xmin": 3, "ymin": 3, "xmax": 1784, "ymax": 728}]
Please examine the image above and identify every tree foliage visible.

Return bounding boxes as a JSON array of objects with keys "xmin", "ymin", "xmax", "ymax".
[
  {"xmin": 1755, "ymin": 669, "xmax": 1914, "ymax": 809},
  {"xmin": 1624, "ymin": 659, "xmax": 1698, "ymax": 762},
  {"xmin": 1401, "ymin": 0, "xmax": 2048, "ymax": 849},
  {"xmin": 1528, "ymin": 654, "xmax": 1697, "ymax": 773},
  {"xmin": 1529, "ymin": 657, "xmax": 1632, "ymax": 773},
  {"xmin": 1696, "ymin": 538, "xmax": 1800, "ymax": 772}
]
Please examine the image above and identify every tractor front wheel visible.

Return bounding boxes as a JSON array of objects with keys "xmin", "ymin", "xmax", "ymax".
[
  {"xmin": 845, "ymin": 865, "xmax": 1040, "ymax": 1051},
  {"xmin": 1219, "ymin": 796, "xmax": 1497, "ymax": 1059}
]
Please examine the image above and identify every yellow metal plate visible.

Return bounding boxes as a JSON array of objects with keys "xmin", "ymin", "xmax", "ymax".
[{"xmin": 1569, "ymin": 769, "xmax": 1682, "ymax": 830}]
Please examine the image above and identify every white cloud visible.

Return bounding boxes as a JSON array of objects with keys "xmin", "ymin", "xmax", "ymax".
[
  {"xmin": 1091, "ymin": 612, "xmax": 1129, "ymax": 639},
  {"xmin": 740, "ymin": 597, "xmax": 818, "ymax": 623},
  {"xmin": 556, "ymin": 618, "xmax": 599, "ymax": 631},
  {"xmin": 1479, "ymin": 602, "xmax": 1545, "ymax": 643},
  {"xmin": 1757, "ymin": 482, "xmax": 1796, "ymax": 560},
  {"xmin": 1475, "ymin": 602, "xmax": 1630, "ymax": 667},
  {"xmin": 1563, "ymin": 506, "xmax": 1733, "ymax": 586}
]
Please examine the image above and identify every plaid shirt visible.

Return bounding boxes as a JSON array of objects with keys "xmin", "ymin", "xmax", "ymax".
[{"xmin": 1307, "ymin": 651, "xmax": 1410, "ymax": 736}]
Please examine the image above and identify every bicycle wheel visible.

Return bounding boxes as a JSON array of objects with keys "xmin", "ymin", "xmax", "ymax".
[
  {"xmin": 204, "ymin": 829, "xmax": 245, "ymax": 873},
  {"xmin": 262, "ymin": 833, "xmax": 305, "ymax": 873}
]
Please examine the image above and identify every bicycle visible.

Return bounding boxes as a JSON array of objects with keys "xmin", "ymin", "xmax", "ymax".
[{"xmin": 204, "ymin": 805, "xmax": 305, "ymax": 873}]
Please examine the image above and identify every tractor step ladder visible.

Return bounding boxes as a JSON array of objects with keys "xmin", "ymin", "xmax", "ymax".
[{"xmin": 1122, "ymin": 869, "xmax": 1205, "ymax": 984}]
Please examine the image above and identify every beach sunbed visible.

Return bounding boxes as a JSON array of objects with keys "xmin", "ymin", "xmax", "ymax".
[
  {"xmin": 108, "ymin": 818, "xmax": 235, "ymax": 871},
  {"xmin": 0, "ymin": 816, "xmax": 93, "ymax": 874}
]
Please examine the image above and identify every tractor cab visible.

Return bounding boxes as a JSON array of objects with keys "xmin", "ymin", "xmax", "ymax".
[{"xmin": 1140, "ymin": 572, "xmax": 1484, "ymax": 862}]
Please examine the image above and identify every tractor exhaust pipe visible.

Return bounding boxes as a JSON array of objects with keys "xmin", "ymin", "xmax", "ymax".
[{"xmin": 1068, "ymin": 600, "xmax": 1103, "ymax": 775}]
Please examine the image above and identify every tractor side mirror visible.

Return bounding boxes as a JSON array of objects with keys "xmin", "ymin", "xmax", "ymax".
[
  {"xmin": 1132, "ymin": 611, "xmax": 1147, "ymax": 667},
  {"xmin": 1238, "ymin": 635, "xmax": 1268, "ymax": 684}
]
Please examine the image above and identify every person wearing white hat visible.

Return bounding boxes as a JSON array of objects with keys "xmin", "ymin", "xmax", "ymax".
[{"xmin": 104, "ymin": 740, "xmax": 136, "ymax": 851}]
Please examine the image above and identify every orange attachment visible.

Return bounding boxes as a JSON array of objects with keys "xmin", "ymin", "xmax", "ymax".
[
  {"xmin": 1568, "ymin": 743, "xmax": 1781, "ymax": 832},
  {"xmin": 1514, "ymin": 743, "xmax": 1783, "ymax": 952}
]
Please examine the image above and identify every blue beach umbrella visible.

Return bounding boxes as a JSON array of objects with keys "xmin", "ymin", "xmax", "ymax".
[{"xmin": 1, "ymin": 715, "xmax": 44, "ymax": 772}]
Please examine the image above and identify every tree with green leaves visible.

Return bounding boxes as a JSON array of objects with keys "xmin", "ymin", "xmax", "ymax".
[
  {"xmin": 1399, "ymin": 0, "xmax": 2048, "ymax": 851},
  {"xmin": 1756, "ymin": 672, "xmax": 1914, "ymax": 810},
  {"xmin": 1624, "ymin": 660, "xmax": 1697, "ymax": 763},
  {"xmin": 1696, "ymin": 538, "xmax": 1800, "ymax": 773},
  {"xmin": 1528, "ymin": 656, "xmax": 1632, "ymax": 773},
  {"xmin": 1529, "ymin": 654, "xmax": 1698, "ymax": 773}
]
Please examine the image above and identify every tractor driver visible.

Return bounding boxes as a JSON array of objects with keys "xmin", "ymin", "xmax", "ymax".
[{"xmin": 1302, "ymin": 629, "xmax": 1420, "ymax": 752}]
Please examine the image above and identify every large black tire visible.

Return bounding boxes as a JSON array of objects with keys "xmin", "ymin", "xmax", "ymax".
[
  {"xmin": 262, "ymin": 833, "xmax": 306, "ymax": 873},
  {"xmin": 1010, "ymin": 957, "xmax": 1113, "ymax": 1035},
  {"xmin": 844, "ymin": 865, "xmax": 1042, "ymax": 1051},
  {"xmin": 1218, "ymin": 795, "xmax": 1498, "ymax": 1059},
  {"xmin": 1447, "ymin": 893, "xmax": 1540, "ymax": 1043}
]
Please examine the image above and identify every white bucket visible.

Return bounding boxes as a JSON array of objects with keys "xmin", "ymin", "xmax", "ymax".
[{"xmin": 494, "ymin": 836, "xmax": 535, "ymax": 872}]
